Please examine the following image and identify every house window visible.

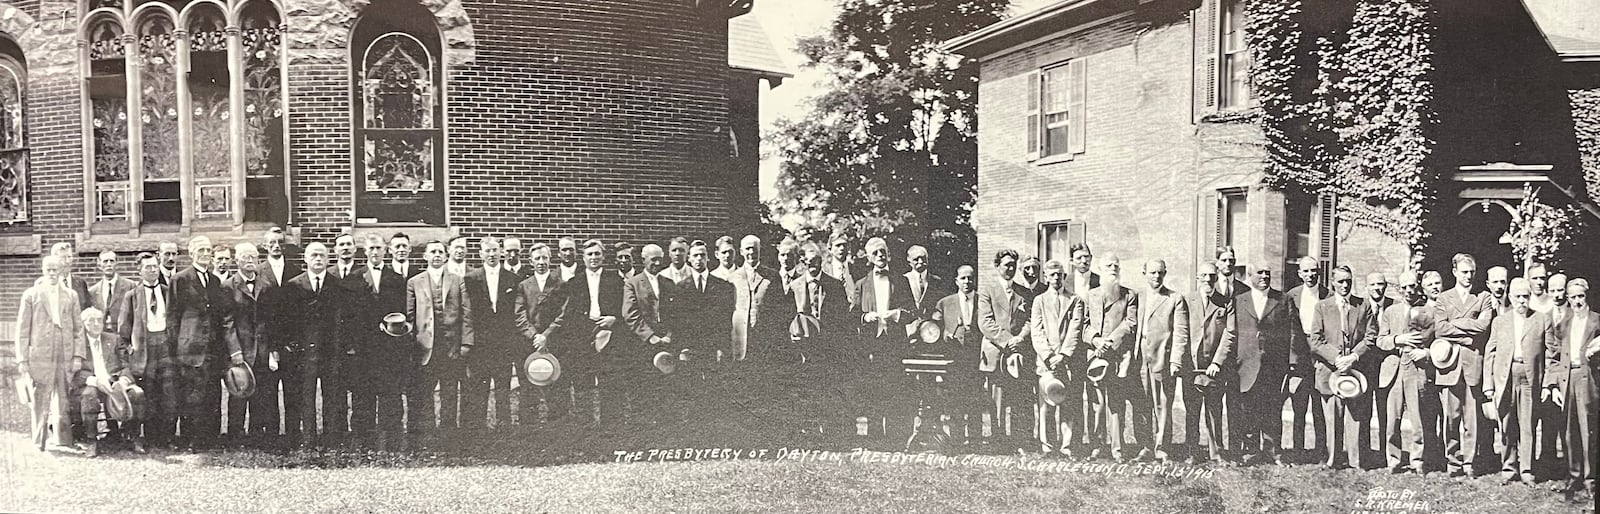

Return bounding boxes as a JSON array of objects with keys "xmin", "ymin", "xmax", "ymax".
[
  {"xmin": 1037, "ymin": 219, "xmax": 1087, "ymax": 263},
  {"xmin": 352, "ymin": 0, "xmax": 446, "ymax": 226},
  {"xmin": 1221, "ymin": 188, "xmax": 1248, "ymax": 257},
  {"xmin": 1027, "ymin": 59, "xmax": 1086, "ymax": 161},
  {"xmin": 81, "ymin": 0, "xmax": 289, "ymax": 231},
  {"xmin": 1219, "ymin": 0, "xmax": 1253, "ymax": 109},
  {"xmin": 0, "ymin": 38, "xmax": 26, "ymax": 223}
]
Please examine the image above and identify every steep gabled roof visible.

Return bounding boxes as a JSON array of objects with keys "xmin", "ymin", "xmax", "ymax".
[
  {"xmin": 730, "ymin": 15, "xmax": 793, "ymax": 84},
  {"xmin": 1523, "ymin": 0, "xmax": 1600, "ymax": 61}
]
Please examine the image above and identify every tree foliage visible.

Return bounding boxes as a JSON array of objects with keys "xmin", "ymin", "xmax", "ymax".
[{"xmin": 771, "ymin": 0, "xmax": 1009, "ymax": 271}]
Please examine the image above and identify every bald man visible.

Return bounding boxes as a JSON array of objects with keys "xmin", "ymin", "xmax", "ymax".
[
  {"xmin": 623, "ymin": 243, "xmax": 679, "ymax": 425},
  {"xmin": 1550, "ymin": 278, "xmax": 1598, "ymax": 492},
  {"xmin": 1483, "ymin": 278, "xmax": 1559, "ymax": 485},
  {"xmin": 1284, "ymin": 256, "xmax": 1328, "ymax": 464},
  {"xmin": 1486, "ymin": 266, "xmax": 1511, "ymax": 315}
]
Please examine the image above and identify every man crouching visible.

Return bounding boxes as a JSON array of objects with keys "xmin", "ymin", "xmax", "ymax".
[{"xmin": 72, "ymin": 307, "xmax": 149, "ymax": 457}]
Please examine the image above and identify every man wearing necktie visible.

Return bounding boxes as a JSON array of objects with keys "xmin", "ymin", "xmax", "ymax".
[
  {"xmin": 1549, "ymin": 278, "xmax": 1598, "ymax": 492},
  {"xmin": 282, "ymin": 243, "xmax": 343, "ymax": 447},
  {"xmin": 50, "ymin": 242, "xmax": 93, "ymax": 312},
  {"xmin": 827, "ymin": 232, "xmax": 861, "ymax": 307},
  {"xmin": 320, "ymin": 233, "xmax": 365, "ymax": 441},
  {"xmin": 353, "ymin": 233, "xmax": 407, "ymax": 445},
  {"xmin": 222, "ymin": 243, "xmax": 277, "ymax": 446},
  {"xmin": 16, "ymin": 255, "xmax": 85, "ymax": 451},
  {"xmin": 1361, "ymin": 272, "xmax": 1401, "ymax": 471},
  {"xmin": 670, "ymin": 240, "xmax": 734, "ymax": 405},
  {"xmin": 405, "ymin": 240, "xmax": 473, "ymax": 442},
  {"xmin": 1483, "ymin": 278, "xmax": 1559, "ymax": 485},
  {"xmin": 169, "ymin": 236, "xmax": 227, "ymax": 450},
  {"xmin": 464, "ymin": 236, "xmax": 520, "ymax": 431},
  {"xmin": 158, "ymin": 241, "xmax": 180, "ymax": 287},
  {"xmin": 729, "ymin": 234, "xmax": 786, "ymax": 364},
  {"xmin": 1285, "ymin": 256, "xmax": 1328, "ymax": 465},
  {"xmin": 117, "ymin": 252, "xmax": 176, "ymax": 446},
  {"xmin": 1307, "ymin": 266, "xmax": 1376, "ymax": 470},
  {"xmin": 260, "ymin": 229, "xmax": 300, "ymax": 290},
  {"xmin": 902, "ymin": 245, "xmax": 945, "ymax": 339},
  {"xmin": 1185, "ymin": 263, "xmax": 1235, "ymax": 464},
  {"xmin": 513, "ymin": 242, "xmax": 565, "ymax": 423},
  {"xmin": 1434, "ymin": 253, "xmax": 1496, "ymax": 477},
  {"xmin": 976, "ymin": 249, "xmax": 1040, "ymax": 454},
  {"xmin": 89, "ymin": 250, "xmax": 135, "ymax": 334},
  {"xmin": 1376, "ymin": 271, "xmax": 1439, "ymax": 473},
  {"xmin": 934, "ymin": 265, "xmax": 982, "ymax": 446},
  {"xmin": 623, "ymin": 244, "xmax": 679, "ymax": 425},
  {"xmin": 852, "ymin": 237, "xmax": 914, "ymax": 444},
  {"xmin": 542, "ymin": 239, "xmax": 623, "ymax": 425}
]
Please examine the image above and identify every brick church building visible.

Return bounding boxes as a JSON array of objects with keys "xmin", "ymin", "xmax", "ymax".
[{"xmin": 0, "ymin": 0, "xmax": 787, "ymax": 319}]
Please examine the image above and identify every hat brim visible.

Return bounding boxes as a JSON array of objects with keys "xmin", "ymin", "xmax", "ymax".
[
  {"xmin": 653, "ymin": 352, "xmax": 677, "ymax": 374},
  {"xmin": 225, "ymin": 362, "xmax": 257, "ymax": 399},
  {"xmin": 1086, "ymin": 359, "xmax": 1109, "ymax": 383},
  {"xmin": 380, "ymin": 322, "xmax": 414, "ymax": 337},
  {"xmin": 1429, "ymin": 340, "xmax": 1459, "ymax": 370},
  {"xmin": 523, "ymin": 352, "xmax": 562, "ymax": 386}
]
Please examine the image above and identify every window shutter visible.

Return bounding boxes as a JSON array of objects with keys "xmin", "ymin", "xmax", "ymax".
[
  {"xmin": 1026, "ymin": 70, "xmax": 1041, "ymax": 161},
  {"xmin": 1067, "ymin": 59, "xmax": 1087, "ymax": 155},
  {"xmin": 1027, "ymin": 222, "xmax": 1042, "ymax": 259},
  {"xmin": 1195, "ymin": 190, "xmax": 1219, "ymax": 276},
  {"xmin": 1191, "ymin": 0, "xmax": 1220, "ymax": 123},
  {"xmin": 1316, "ymin": 193, "xmax": 1337, "ymax": 265},
  {"xmin": 1067, "ymin": 220, "xmax": 1087, "ymax": 249}
]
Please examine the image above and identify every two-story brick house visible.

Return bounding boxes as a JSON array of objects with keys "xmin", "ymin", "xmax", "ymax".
[
  {"xmin": 0, "ymin": 0, "xmax": 787, "ymax": 321},
  {"xmin": 945, "ymin": 0, "xmax": 1599, "ymax": 289}
]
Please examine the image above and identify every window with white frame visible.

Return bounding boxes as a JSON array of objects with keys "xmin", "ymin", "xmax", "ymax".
[
  {"xmin": 1026, "ymin": 58, "xmax": 1085, "ymax": 161},
  {"xmin": 1220, "ymin": 0, "xmax": 1253, "ymax": 109}
]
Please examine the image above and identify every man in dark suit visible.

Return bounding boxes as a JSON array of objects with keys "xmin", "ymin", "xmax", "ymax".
[
  {"xmin": 281, "ymin": 243, "xmax": 342, "ymax": 447},
  {"xmin": 406, "ymin": 240, "xmax": 473, "ymax": 440},
  {"xmin": 935, "ymin": 264, "xmax": 983, "ymax": 445},
  {"xmin": 543, "ymin": 239, "xmax": 625, "ymax": 425},
  {"xmin": 169, "ymin": 236, "xmax": 228, "ymax": 449},
  {"xmin": 1185, "ymin": 263, "xmax": 1235, "ymax": 463},
  {"xmin": 463, "ymin": 236, "xmax": 520, "ymax": 431},
  {"xmin": 157, "ymin": 241, "xmax": 180, "ymax": 286},
  {"xmin": 117, "ymin": 252, "xmax": 176, "ymax": 447},
  {"xmin": 1213, "ymin": 247, "xmax": 1249, "ymax": 299},
  {"xmin": 320, "ymin": 233, "xmax": 366, "ymax": 441},
  {"xmin": 1360, "ymin": 272, "xmax": 1399, "ymax": 471},
  {"xmin": 1083, "ymin": 256, "xmax": 1137, "ymax": 461},
  {"xmin": 826, "ymin": 232, "xmax": 862, "ymax": 307},
  {"xmin": 792, "ymin": 242, "xmax": 850, "ymax": 364},
  {"xmin": 1550, "ymin": 279, "xmax": 1598, "ymax": 492},
  {"xmin": 903, "ymin": 244, "xmax": 945, "ymax": 335},
  {"xmin": 613, "ymin": 241, "xmax": 640, "ymax": 281},
  {"xmin": 1376, "ymin": 272, "xmax": 1440, "ymax": 473},
  {"xmin": 501, "ymin": 237, "xmax": 527, "ymax": 280},
  {"xmin": 853, "ymin": 237, "xmax": 915, "ymax": 443},
  {"xmin": 1230, "ymin": 264, "xmax": 1294, "ymax": 465},
  {"xmin": 1483, "ymin": 278, "xmax": 1559, "ymax": 485},
  {"xmin": 976, "ymin": 249, "xmax": 1037, "ymax": 453},
  {"xmin": 1284, "ymin": 256, "xmax": 1328, "ymax": 463},
  {"xmin": 89, "ymin": 250, "xmax": 136, "ymax": 333},
  {"xmin": 674, "ymin": 240, "xmax": 733, "ymax": 400},
  {"xmin": 1434, "ymin": 253, "xmax": 1495, "ymax": 476},
  {"xmin": 350, "ymin": 233, "xmax": 407, "ymax": 446},
  {"xmin": 514, "ymin": 242, "xmax": 563, "ymax": 424},
  {"xmin": 260, "ymin": 230, "xmax": 299, "ymax": 289},
  {"xmin": 1066, "ymin": 243, "xmax": 1100, "ymax": 298},
  {"xmin": 222, "ymin": 242, "xmax": 276, "ymax": 445},
  {"xmin": 51, "ymin": 241, "xmax": 93, "ymax": 311},
  {"xmin": 1307, "ymin": 266, "xmax": 1377, "ymax": 470},
  {"xmin": 623, "ymin": 243, "xmax": 679, "ymax": 425}
]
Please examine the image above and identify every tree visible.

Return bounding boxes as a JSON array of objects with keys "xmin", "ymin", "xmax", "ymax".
[{"xmin": 771, "ymin": 0, "xmax": 1008, "ymax": 274}]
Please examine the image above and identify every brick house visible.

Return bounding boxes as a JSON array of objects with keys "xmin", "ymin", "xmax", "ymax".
[
  {"xmin": 944, "ymin": 0, "xmax": 1600, "ymax": 291},
  {"xmin": 0, "ymin": 0, "xmax": 786, "ymax": 324}
]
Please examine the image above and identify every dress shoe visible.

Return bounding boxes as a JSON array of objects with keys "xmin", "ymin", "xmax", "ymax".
[
  {"xmin": 1136, "ymin": 449, "xmax": 1154, "ymax": 462},
  {"xmin": 83, "ymin": 442, "xmax": 99, "ymax": 458},
  {"xmin": 131, "ymin": 439, "xmax": 148, "ymax": 454},
  {"xmin": 1500, "ymin": 473, "xmax": 1522, "ymax": 486}
]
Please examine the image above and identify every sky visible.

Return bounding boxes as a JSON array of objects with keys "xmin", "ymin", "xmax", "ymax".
[{"xmin": 748, "ymin": 0, "xmax": 1055, "ymax": 200}]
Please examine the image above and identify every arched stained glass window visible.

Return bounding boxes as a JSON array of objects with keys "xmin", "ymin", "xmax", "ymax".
[
  {"xmin": 352, "ymin": 0, "xmax": 445, "ymax": 226},
  {"xmin": 0, "ymin": 39, "xmax": 25, "ymax": 224},
  {"xmin": 86, "ymin": 15, "xmax": 128, "ymax": 222}
]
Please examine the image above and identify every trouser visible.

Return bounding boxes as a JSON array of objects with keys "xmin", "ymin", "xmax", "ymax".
[
  {"xmin": 1037, "ymin": 372, "xmax": 1083, "ymax": 453},
  {"xmin": 1442, "ymin": 379, "xmax": 1494, "ymax": 473},
  {"xmin": 174, "ymin": 364, "xmax": 220, "ymax": 442},
  {"xmin": 28, "ymin": 371, "xmax": 69, "ymax": 449},
  {"xmin": 409, "ymin": 353, "xmax": 466, "ymax": 433},
  {"xmin": 1144, "ymin": 371, "xmax": 1178, "ymax": 454},
  {"xmin": 227, "ymin": 365, "xmax": 278, "ymax": 438},
  {"xmin": 1537, "ymin": 384, "xmax": 1565, "ymax": 473},
  {"xmin": 1563, "ymin": 366, "xmax": 1596, "ymax": 482},
  {"xmin": 352, "ymin": 359, "xmax": 405, "ymax": 436},
  {"xmin": 1322, "ymin": 392, "xmax": 1371, "ymax": 468},
  {"xmin": 1500, "ymin": 364, "xmax": 1536, "ymax": 477},
  {"xmin": 463, "ymin": 358, "xmax": 515, "ymax": 429},
  {"xmin": 1231, "ymin": 383, "xmax": 1284, "ymax": 460},
  {"xmin": 1395, "ymin": 368, "xmax": 1443, "ymax": 470},
  {"xmin": 595, "ymin": 355, "xmax": 635, "ymax": 426},
  {"xmin": 1183, "ymin": 380, "xmax": 1225, "ymax": 460},
  {"xmin": 539, "ymin": 358, "xmax": 591, "ymax": 424},
  {"xmin": 1284, "ymin": 373, "xmax": 1325, "ymax": 454},
  {"xmin": 277, "ymin": 352, "xmax": 308, "ymax": 437},
  {"xmin": 1103, "ymin": 377, "xmax": 1154, "ymax": 457},
  {"xmin": 1374, "ymin": 381, "xmax": 1400, "ymax": 467},
  {"xmin": 988, "ymin": 375, "xmax": 1035, "ymax": 446}
]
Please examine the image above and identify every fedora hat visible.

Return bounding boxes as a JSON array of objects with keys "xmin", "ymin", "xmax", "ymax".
[
  {"xmin": 1191, "ymin": 370, "xmax": 1216, "ymax": 389},
  {"xmin": 225, "ymin": 361, "xmax": 257, "ymax": 399},
  {"xmin": 1086, "ymin": 357, "xmax": 1110, "ymax": 383},
  {"xmin": 1428, "ymin": 339, "xmax": 1458, "ymax": 370},
  {"xmin": 1039, "ymin": 374, "xmax": 1068, "ymax": 406},
  {"xmin": 104, "ymin": 378, "xmax": 135, "ymax": 422},
  {"xmin": 653, "ymin": 351, "xmax": 678, "ymax": 375},
  {"xmin": 121, "ymin": 379, "xmax": 147, "ymax": 422},
  {"xmin": 523, "ymin": 351, "xmax": 562, "ymax": 386},
  {"xmin": 593, "ymin": 329, "xmax": 613, "ymax": 352},
  {"xmin": 1004, "ymin": 353, "xmax": 1024, "ymax": 379},
  {"xmin": 1329, "ymin": 369, "xmax": 1369, "ymax": 399},
  {"xmin": 379, "ymin": 312, "xmax": 413, "ymax": 337},
  {"xmin": 916, "ymin": 320, "xmax": 943, "ymax": 344},
  {"xmin": 1378, "ymin": 354, "xmax": 1401, "ymax": 389},
  {"xmin": 790, "ymin": 313, "xmax": 821, "ymax": 341}
]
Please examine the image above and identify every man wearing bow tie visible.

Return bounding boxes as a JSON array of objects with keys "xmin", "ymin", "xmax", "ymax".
[
  {"xmin": 222, "ymin": 243, "xmax": 276, "ymax": 445},
  {"xmin": 854, "ymin": 237, "xmax": 915, "ymax": 444},
  {"xmin": 169, "ymin": 236, "xmax": 227, "ymax": 450},
  {"xmin": 117, "ymin": 252, "xmax": 176, "ymax": 446},
  {"xmin": 464, "ymin": 236, "xmax": 520, "ymax": 431}
]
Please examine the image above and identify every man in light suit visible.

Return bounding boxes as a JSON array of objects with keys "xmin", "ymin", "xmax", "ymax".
[
  {"xmin": 623, "ymin": 244, "xmax": 678, "ymax": 425},
  {"xmin": 514, "ymin": 242, "xmax": 564, "ymax": 423},
  {"xmin": 1483, "ymin": 278, "xmax": 1560, "ymax": 485},
  {"xmin": 731, "ymin": 235, "xmax": 787, "ymax": 363},
  {"xmin": 1082, "ymin": 256, "xmax": 1137, "ymax": 461},
  {"xmin": 1550, "ymin": 279, "xmax": 1598, "ymax": 492},
  {"xmin": 1185, "ymin": 263, "xmax": 1234, "ymax": 463},
  {"xmin": 169, "ymin": 236, "xmax": 228, "ymax": 450},
  {"xmin": 976, "ymin": 249, "xmax": 1038, "ymax": 453},
  {"xmin": 1376, "ymin": 272, "xmax": 1440, "ymax": 473},
  {"xmin": 89, "ymin": 251, "xmax": 135, "ymax": 333},
  {"xmin": 16, "ymin": 255, "xmax": 85, "ymax": 451},
  {"xmin": 1434, "ymin": 253, "xmax": 1496, "ymax": 477},
  {"xmin": 117, "ymin": 252, "xmax": 176, "ymax": 446},
  {"xmin": 1130, "ymin": 259, "xmax": 1188, "ymax": 461},
  {"xmin": 542, "ymin": 239, "xmax": 625, "ymax": 425},
  {"xmin": 1066, "ymin": 243, "xmax": 1099, "ymax": 297},
  {"xmin": 1031, "ymin": 260, "xmax": 1086, "ymax": 457},
  {"xmin": 1307, "ymin": 265, "xmax": 1377, "ymax": 470},
  {"xmin": 660, "ymin": 237, "xmax": 692, "ymax": 284},
  {"xmin": 935, "ymin": 265, "xmax": 983, "ymax": 445},
  {"xmin": 281, "ymin": 243, "xmax": 344, "ymax": 447},
  {"xmin": 50, "ymin": 241, "xmax": 93, "ymax": 312},
  {"xmin": 1231, "ymin": 264, "xmax": 1294, "ymax": 466},
  {"xmin": 1360, "ymin": 272, "xmax": 1399, "ymax": 470},
  {"xmin": 463, "ymin": 236, "xmax": 519, "ymax": 431},
  {"xmin": 1284, "ymin": 256, "xmax": 1328, "ymax": 463},
  {"xmin": 222, "ymin": 243, "xmax": 276, "ymax": 445},
  {"xmin": 853, "ymin": 237, "xmax": 915, "ymax": 443},
  {"xmin": 827, "ymin": 232, "xmax": 862, "ymax": 307},
  {"xmin": 405, "ymin": 240, "xmax": 473, "ymax": 440}
]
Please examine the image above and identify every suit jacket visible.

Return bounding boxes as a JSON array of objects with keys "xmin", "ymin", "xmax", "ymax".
[
  {"xmin": 1134, "ymin": 286, "xmax": 1189, "ymax": 380},
  {"xmin": 502, "ymin": 262, "xmax": 530, "ymax": 283},
  {"xmin": 170, "ymin": 266, "xmax": 228, "ymax": 369},
  {"xmin": 1030, "ymin": 290, "xmax": 1087, "ymax": 376},
  {"xmin": 903, "ymin": 271, "xmax": 946, "ymax": 323},
  {"xmin": 222, "ymin": 273, "xmax": 274, "ymax": 367},
  {"xmin": 83, "ymin": 331, "xmax": 128, "ymax": 379},
  {"xmin": 546, "ymin": 268, "xmax": 624, "ymax": 360},
  {"xmin": 88, "ymin": 276, "xmax": 136, "ymax": 330},
  {"xmin": 406, "ymin": 269, "xmax": 473, "ymax": 366},
  {"xmin": 1083, "ymin": 285, "xmax": 1138, "ymax": 379},
  {"xmin": 1484, "ymin": 311, "xmax": 1560, "ymax": 413},
  {"xmin": 623, "ymin": 272, "xmax": 680, "ymax": 359},
  {"xmin": 116, "ymin": 282, "xmax": 173, "ymax": 377},
  {"xmin": 330, "ymin": 262, "xmax": 372, "ymax": 353},
  {"xmin": 1187, "ymin": 291, "xmax": 1236, "ymax": 378},
  {"xmin": 1234, "ymin": 287, "xmax": 1293, "ymax": 394},
  {"xmin": 67, "ymin": 275, "xmax": 93, "ymax": 312},
  {"xmin": 1307, "ymin": 296, "xmax": 1379, "ymax": 396},
  {"xmin": 675, "ymin": 271, "xmax": 734, "ymax": 358},
  {"xmin": 1285, "ymin": 284, "xmax": 1328, "ymax": 377},
  {"xmin": 514, "ymin": 271, "xmax": 563, "ymax": 341},
  {"xmin": 1550, "ymin": 308, "xmax": 1600, "ymax": 395},
  {"xmin": 731, "ymin": 265, "xmax": 788, "ymax": 361},
  {"xmin": 789, "ymin": 272, "xmax": 850, "ymax": 346},
  {"xmin": 284, "ymin": 271, "xmax": 348, "ymax": 362},
  {"xmin": 363, "ymin": 263, "xmax": 409, "ymax": 323},
  {"xmin": 935, "ymin": 291, "xmax": 982, "ymax": 370},
  {"xmin": 261, "ymin": 256, "xmax": 302, "ymax": 289},
  {"xmin": 1434, "ymin": 288, "xmax": 1495, "ymax": 387},
  {"xmin": 853, "ymin": 271, "xmax": 916, "ymax": 347},
  {"xmin": 1377, "ymin": 301, "xmax": 1434, "ymax": 382},
  {"xmin": 976, "ymin": 280, "xmax": 1039, "ymax": 374},
  {"xmin": 1065, "ymin": 271, "xmax": 1101, "ymax": 298},
  {"xmin": 15, "ymin": 283, "xmax": 83, "ymax": 380},
  {"xmin": 465, "ymin": 266, "xmax": 520, "ymax": 361},
  {"xmin": 825, "ymin": 257, "xmax": 864, "ymax": 307}
]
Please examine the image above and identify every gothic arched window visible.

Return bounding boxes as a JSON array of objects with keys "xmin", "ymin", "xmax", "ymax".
[
  {"xmin": 0, "ymin": 37, "xmax": 27, "ymax": 223},
  {"xmin": 352, "ymin": 0, "xmax": 445, "ymax": 226}
]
